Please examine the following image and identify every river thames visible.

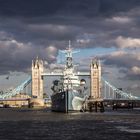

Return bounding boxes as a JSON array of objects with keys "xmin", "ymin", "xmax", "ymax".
[{"xmin": 0, "ymin": 108, "xmax": 140, "ymax": 140}]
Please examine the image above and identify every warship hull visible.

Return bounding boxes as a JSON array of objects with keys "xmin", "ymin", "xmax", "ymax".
[
  {"xmin": 51, "ymin": 90, "xmax": 86, "ymax": 112},
  {"xmin": 51, "ymin": 42, "xmax": 88, "ymax": 112}
]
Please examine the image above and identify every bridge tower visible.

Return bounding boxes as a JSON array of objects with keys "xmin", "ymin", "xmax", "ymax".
[
  {"xmin": 31, "ymin": 57, "xmax": 44, "ymax": 99},
  {"xmin": 90, "ymin": 58, "xmax": 101, "ymax": 99}
]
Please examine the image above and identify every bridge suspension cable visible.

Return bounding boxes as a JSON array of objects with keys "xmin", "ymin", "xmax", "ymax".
[
  {"xmin": 0, "ymin": 77, "xmax": 31, "ymax": 99},
  {"xmin": 102, "ymin": 78, "xmax": 140, "ymax": 100}
]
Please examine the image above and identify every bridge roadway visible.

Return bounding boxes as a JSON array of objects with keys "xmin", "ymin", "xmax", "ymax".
[
  {"xmin": 41, "ymin": 72, "xmax": 90, "ymax": 76},
  {"xmin": 0, "ymin": 98, "xmax": 30, "ymax": 101},
  {"xmin": 103, "ymin": 98, "xmax": 140, "ymax": 102},
  {"xmin": 1, "ymin": 97, "xmax": 140, "ymax": 102},
  {"xmin": 87, "ymin": 98, "xmax": 140, "ymax": 103}
]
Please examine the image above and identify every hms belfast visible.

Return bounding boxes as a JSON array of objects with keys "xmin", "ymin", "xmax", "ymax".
[
  {"xmin": 51, "ymin": 43, "xmax": 88, "ymax": 112},
  {"xmin": 51, "ymin": 42, "xmax": 101, "ymax": 112}
]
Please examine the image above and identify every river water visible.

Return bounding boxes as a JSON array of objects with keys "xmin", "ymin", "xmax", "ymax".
[{"xmin": 0, "ymin": 108, "xmax": 140, "ymax": 140}]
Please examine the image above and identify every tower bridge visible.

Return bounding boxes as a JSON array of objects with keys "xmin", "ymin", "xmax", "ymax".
[{"xmin": 0, "ymin": 53, "xmax": 140, "ymax": 109}]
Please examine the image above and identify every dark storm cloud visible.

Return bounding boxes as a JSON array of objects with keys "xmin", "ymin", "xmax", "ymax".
[
  {"xmin": 0, "ymin": 0, "xmax": 140, "ymax": 76},
  {"xmin": 100, "ymin": 51, "xmax": 140, "ymax": 80},
  {"xmin": 0, "ymin": 0, "xmax": 139, "ymax": 17},
  {"xmin": 102, "ymin": 51, "xmax": 140, "ymax": 69},
  {"xmin": 0, "ymin": 0, "xmax": 64, "ymax": 17}
]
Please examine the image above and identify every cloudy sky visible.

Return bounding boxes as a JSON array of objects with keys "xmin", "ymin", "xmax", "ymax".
[{"xmin": 0, "ymin": 0, "xmax": 140, "ymax": 96}]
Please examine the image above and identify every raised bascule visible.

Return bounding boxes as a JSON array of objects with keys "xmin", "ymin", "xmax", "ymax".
[{"xmin": 0, "ymin": 42, "xmax": 140, "ymax": 110}]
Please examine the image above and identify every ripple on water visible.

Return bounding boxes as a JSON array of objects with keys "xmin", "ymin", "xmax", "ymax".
[{"xmin": 116, "ymin": 126, "xmax": 140, "ymax": 133}]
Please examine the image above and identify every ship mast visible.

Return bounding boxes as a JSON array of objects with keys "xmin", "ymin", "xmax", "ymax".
[
  {"xmin": 60, "ymin": 40, "xmax": 79, "ymax": 73},
  {"xmin": 66, "ymin": 40, "xmax": 73, "ymax": 69}
]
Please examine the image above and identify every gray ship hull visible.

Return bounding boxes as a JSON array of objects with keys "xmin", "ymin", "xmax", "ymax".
[
  {"xmin": 51, "ymin": 90, "xmax": 86, "ymax": 112},
  {"xmin": 51, "ymin": 91, "xmax": 67, "ymax": 112}
]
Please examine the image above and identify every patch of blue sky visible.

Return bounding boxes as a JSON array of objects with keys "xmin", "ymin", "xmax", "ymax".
[{"xmin": 57, "ymin": 46, "xmax": 117, "ymax": 63}]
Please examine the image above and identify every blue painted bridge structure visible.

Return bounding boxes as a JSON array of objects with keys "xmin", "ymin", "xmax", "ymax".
[{"xmin": 0, "ymin": 76, "xmax": 139, "ymax": 102}]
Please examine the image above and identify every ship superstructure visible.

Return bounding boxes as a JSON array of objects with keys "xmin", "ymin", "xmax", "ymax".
[
  {"xmin": 51, "ymin": 41, "xmax": 88, "ymax": 112},
  {"xmin": 61, "ymin": 41, "xmax": 80, "ymax": 90}
]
